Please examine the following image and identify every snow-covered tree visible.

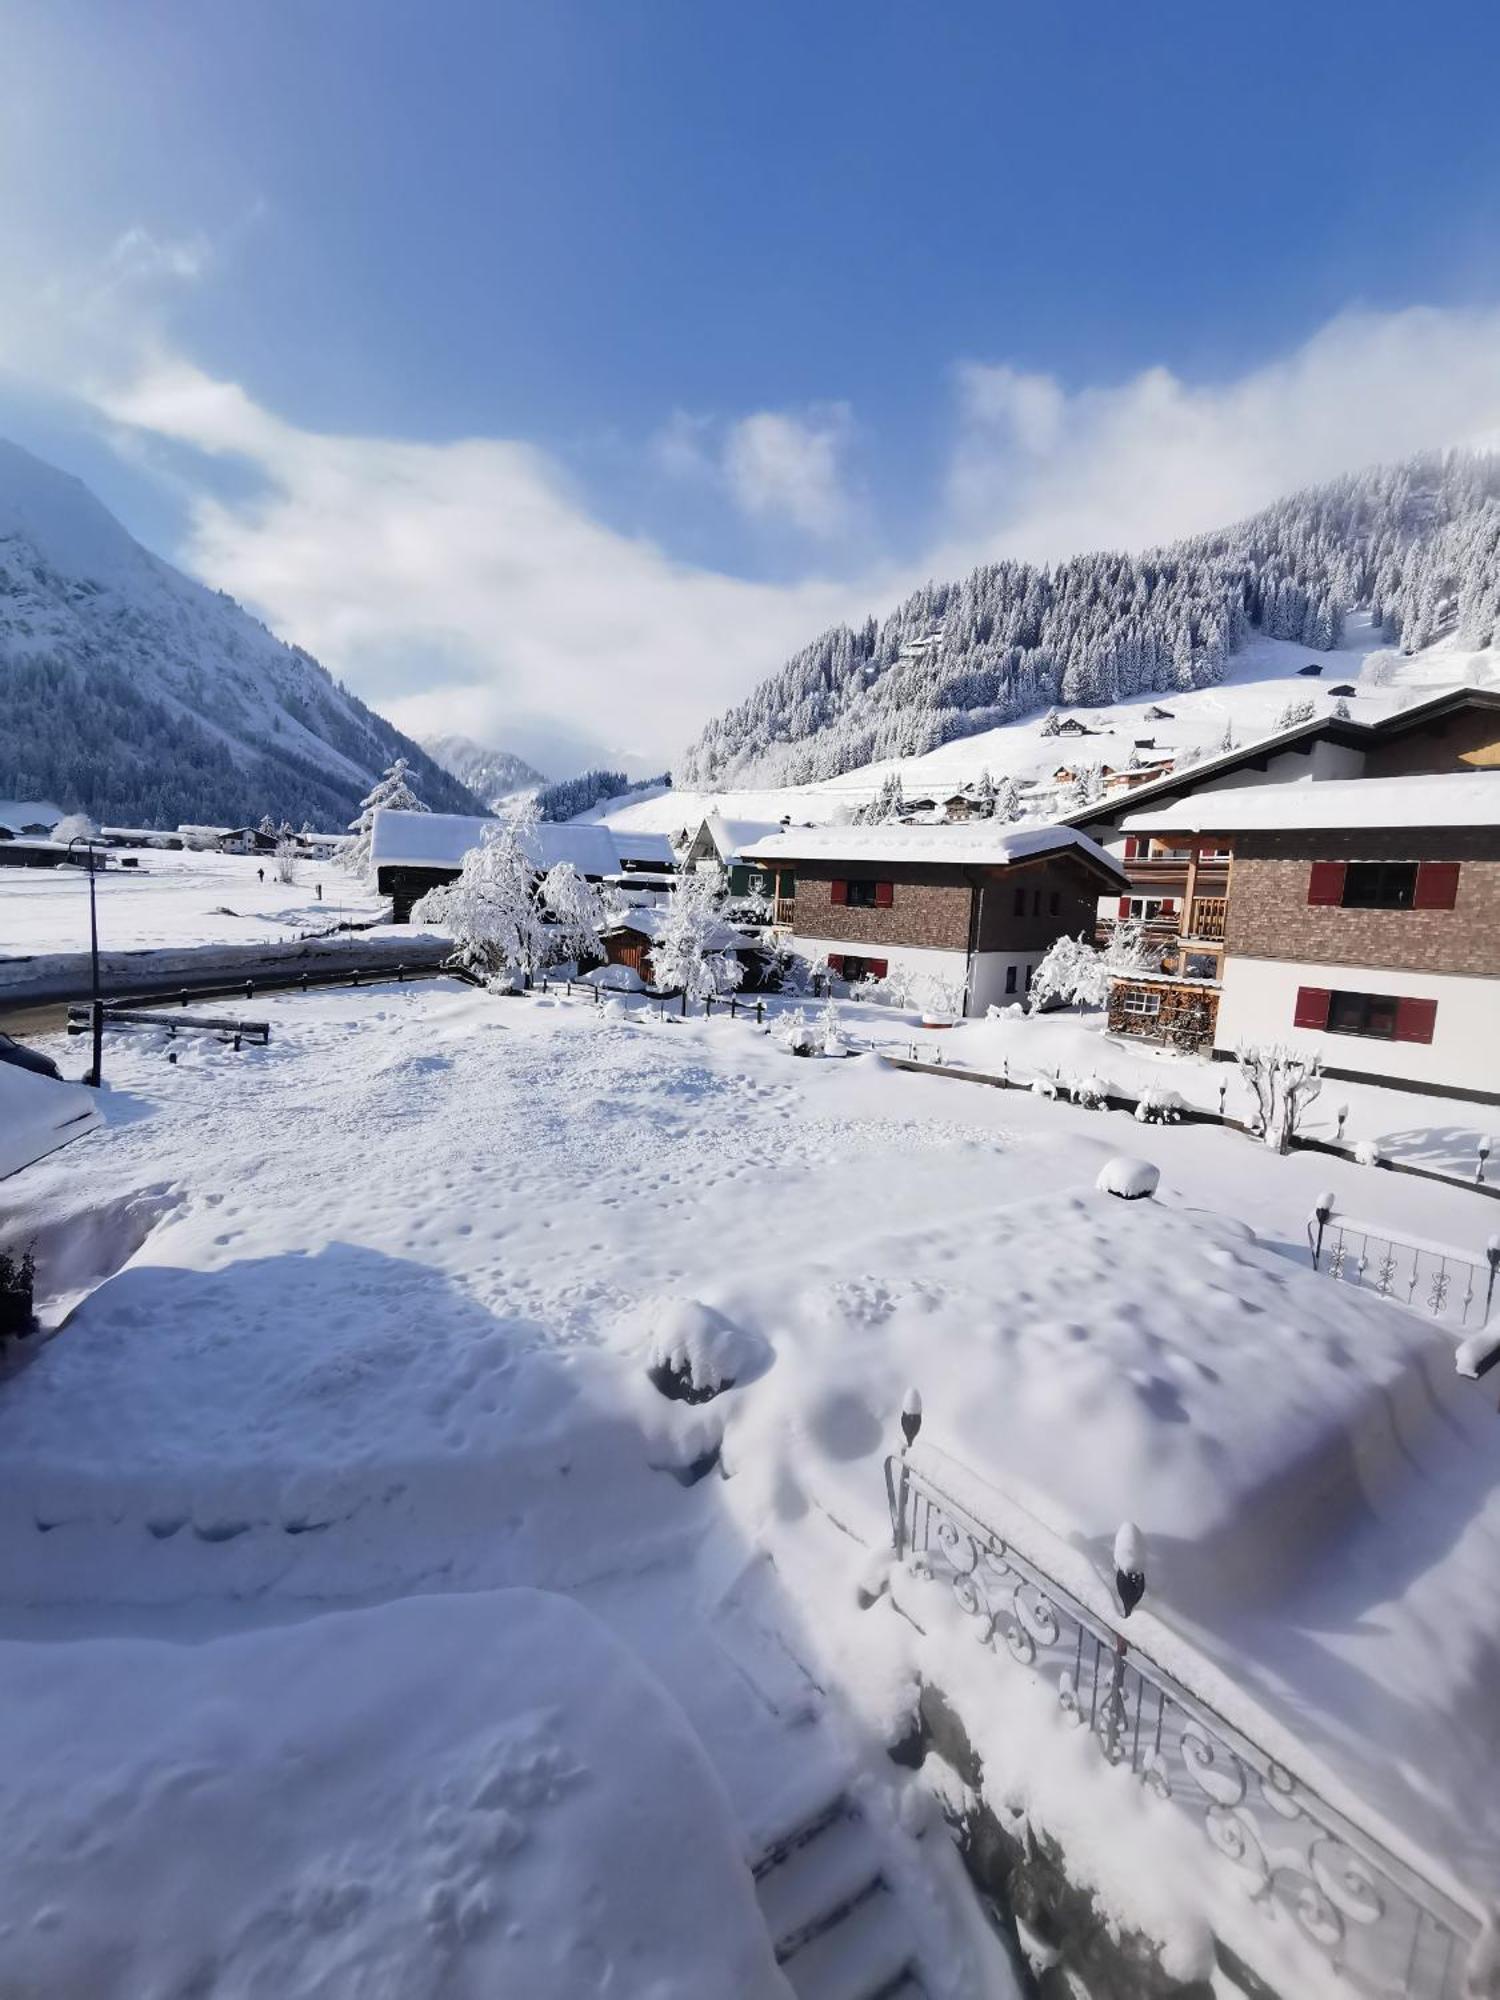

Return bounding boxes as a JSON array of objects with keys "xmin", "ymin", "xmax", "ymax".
[
  {"xmin": 1028, "ymin": 934, "xmax": 1096, "ymax": 1012},
  {"xmin": 1276, "ymin": 696, "xmax": 1316, "ymax": 730},
  {"xmin": 537, "ymin": 861, "xmax": 607, "ymax": 965},
  {"xmin": 344, "ymin": 758, "xmax": 431, "ymax": 878},
  {"xmin": 1030, "ymin": 919, "xmax": 1159, "ymax": 1012},
  {"xmin": 973, "ymin": 769, "xmax": 997, "ymax": 817},
  {"xmin": 855, "ymin": 771, "xmax": 906, "ymax": 824},
  {"xmin": 410, "ymin": 803, "xmax": 548, "ymax": 984},
  {"xmin": 651, "ymin": 865, "xmax": 744, "ymax": 1002},
  {"xmin": 274, "ymin": 833, "xmax": 299, "ymax": 884},
  {"xmin": 994, "ymin": 774, "xmax": 1022, "ymax": 821},
  {"xmin": 1235, "ymin": 1044, "xmax": 1323, "ymax": 1153},
  {"xmin": 51, "ymin": 811, "xmax": 100, "ymax": 846},
  {"xmin": 1331, "ymin": 696, "xmax": 1353, "ymax": 720},
  {"xmin": 258, "ymin": 813, "xmax": 276, "ymax": 839}
]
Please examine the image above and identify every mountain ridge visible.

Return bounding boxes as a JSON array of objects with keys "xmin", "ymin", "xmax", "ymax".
[
  {"xmin": 0, "ymin": 438, "xmax": 482, "ymax": 829},
  {"xmin": 680, "ymin": 449, "xmax": 1500, "ymax": 788},
  {"xmin": 419, "ymin": 733, "xmax": 544, "ymax": 810}
]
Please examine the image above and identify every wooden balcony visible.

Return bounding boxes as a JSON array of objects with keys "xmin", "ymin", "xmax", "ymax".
[
  {"xmin": 1188, "ymin": 896, "xmax": 1227, "ymax": 940},
  {"xmin": 774, "ymin": 898, "xmax": 796, "ymax": 928}
]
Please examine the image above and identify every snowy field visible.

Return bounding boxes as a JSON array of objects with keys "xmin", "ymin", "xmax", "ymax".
[
  {"xmin": 0, "ymin": 846, "xmax": 389, "ymax": 965},
  {"xmin": 585, "ymin": 618, "xmax": 1500, "ymax": 835},
  {"xmin": 2, "ymin": 982, "xmax": 1496, "ymax": 1994}
]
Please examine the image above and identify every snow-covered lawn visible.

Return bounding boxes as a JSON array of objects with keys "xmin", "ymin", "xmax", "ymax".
[
  {"xmin": 0, "ymin": 846, "xmax": 387, "ymax": 964},
  {"xmin": 2, "ymin": 982, "xmax": 1495, "ymax": 1992}
]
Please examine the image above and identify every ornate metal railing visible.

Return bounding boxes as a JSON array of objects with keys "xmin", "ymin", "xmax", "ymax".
[
  {"xmin": 885, "ymin": 1453, "xmax": 1483, "ymax": 1999},
  {"xmin": 1307, "ymin": 1204, "xmax": 1499, "ymax": 1330}
]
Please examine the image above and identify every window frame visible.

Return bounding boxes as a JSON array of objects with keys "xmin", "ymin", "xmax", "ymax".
[{"xmin": 1340, "ymin": 861, "xmax": 1418, "ymax": 911}]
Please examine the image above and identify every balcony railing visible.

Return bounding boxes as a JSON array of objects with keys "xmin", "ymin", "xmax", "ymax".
[
  {"xmin": 773, "ymin": 898, "xmax": 796, "ymax": 928},
  {"xmin": 886, "ymin": 1450, "xmax": 1484, "ymax": 2000},
  {"xmin": 1188, "ymin": 896, "xmax": 1227, "ymax": 940}
]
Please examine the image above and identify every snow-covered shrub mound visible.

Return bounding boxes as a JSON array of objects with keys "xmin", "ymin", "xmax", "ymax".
[
  {"xmin": 1067, "ymin": 1072, "xmax": 1112, "ymax": 1109},
  {"xmin": 1134, "ymin": 1084, "xmax": 1183, "ymax": 1124},
  {"xmin": 1096, "ymin": 1156, "xmax": 1159, "ymax": 1200},
  {"xmin": 645, "ymin": 1298, "xmax": 771, "ymax": 1404},
  {"xmin": 1354, "ymin": 1138, "xmax": 1386, "ymax": 1167},
  {"xmin": 1030, "ymin": 1076, "xmax": 1059, "ymax": 1100},
  {"xmin": 583, "ymin": 962, "xmax": 646, "ymax": 992}
]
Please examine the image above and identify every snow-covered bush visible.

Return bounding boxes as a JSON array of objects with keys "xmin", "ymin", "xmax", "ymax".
[
  {"xmin": 1066, "ymin": 1072, "xmax": 1112, "ymax": 1109},
  {"xmin": 345, "ymin": 758, "xmax": 429, "ymax": 879},
  {"xmin": 1354, "ymin": 1138, "xmax": 1386, "ymax": 1168},
  {"xmin": 644, "ymin": 1298, "xmax": 767, "ymax": 1403},
  {"xmin": 1030, "ymin": 1075, "xmax": 1058, "ymax": 1101},
  {"xmin": 1097, "ymin": 1156, "xmax": 1159, "ymax": 1200},
  {"xmin": 1236, "ymin": 1043, "xmax": 1323, "ymax": 1153},
  {"xmin": 818, "ymin": 992, "xmax": 846, "ymax": 1056},
  {"xmin": 274, "ymin": 834, "xmax": 298, "ymax": 885},
  {"xmin": 779, "ymin": 1007, "xmax": 813, "ymax": 1055},
  {"xmin": 1362, "ymin": 648, "xmax": 1404, "ymax": 688},
  {"xmin": 583, "ymin": 962, "xmax": 646, "ymax": 992},
  {"xmin": 652, "ymin": 866, "xmax": 744, "ymax": 1002},
  {"xmin": 1134, "ymin": 1084, "xmax": 1183, "ymax": 1124},
  {"xmin": 1275, "ymin": 695, "xmax": 1316, "ymax": 730},
  {"xmin": 1030, "ymin": 918, "xmax": 1158, "ymax": 1014}
]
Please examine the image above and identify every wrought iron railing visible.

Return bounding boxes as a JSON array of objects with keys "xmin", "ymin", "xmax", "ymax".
[
  {"xmin": 885, "ymin": 1452, "xmax": 1483, "ymax": 2000},
  {"xmin": 1307, "ymin": 1203, "xmax": 1499, "ymax": 1330}
]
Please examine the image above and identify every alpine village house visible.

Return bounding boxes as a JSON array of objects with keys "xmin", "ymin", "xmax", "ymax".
[{"xmin": 1063, "ymin": 687, "xmax": 1500, "ymax": 1097}]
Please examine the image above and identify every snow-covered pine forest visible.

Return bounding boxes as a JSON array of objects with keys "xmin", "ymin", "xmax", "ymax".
[{"xmin": 680, "ymin": 449, "xmax": 1500, "ymax": 787}]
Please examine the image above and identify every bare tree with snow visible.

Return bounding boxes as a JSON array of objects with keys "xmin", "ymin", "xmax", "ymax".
[{"xmin": 1235, "ymin": 1043, "xmax": 1324, "ymax": 1153}]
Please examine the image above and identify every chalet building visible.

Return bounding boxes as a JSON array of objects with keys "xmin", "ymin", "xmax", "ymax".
[
  {"xmin": 739, "ymin": 823, "xmax": 1127, "ymax": 1015},
  {"xmin": 369, "ymin": 810, "xmax": 674, "ymax": 922},
  {"xmin": 0, "ymin": 800, "xmax": 63, "ymax": 838},
  {"xmin": 682, "ymin": 812, "xmax": 786, "ymax": 897},
  {"xmin": 1066, "ymin": 687, "xmax": 1500, "ymax": 947},
  {"xmin": 1111, "ymin": 774, "xmax": 1500, "ymax": 1098}
]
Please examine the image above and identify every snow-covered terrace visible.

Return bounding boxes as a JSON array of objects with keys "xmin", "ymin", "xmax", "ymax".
[{"xmin": 1123, "ymin": 770, "xmax": 1500, "ymax": 833}]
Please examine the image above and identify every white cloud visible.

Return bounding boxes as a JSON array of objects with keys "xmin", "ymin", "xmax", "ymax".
[
  {"xmin": 722, "ymin": 405, "xmax": 853, "ymax": 535},
  {"xmin": 95, "ymin": 357, "xmax": 885, "ymax": 772},
  {"xmin": 941, "ymin": 304, "xmax": 1500, "ymax": 572},
  {"xmin": 9, "ymin": 236, "xmax": 1500, "ymax": 775}
]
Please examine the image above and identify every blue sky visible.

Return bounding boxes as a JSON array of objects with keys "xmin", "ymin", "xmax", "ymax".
[{"xmin": 4, "ymin": 0, "xmax": 1500, "ymax": 772}]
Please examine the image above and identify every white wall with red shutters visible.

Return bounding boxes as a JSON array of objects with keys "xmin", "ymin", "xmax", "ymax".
[{"xmin": 1213, "ymin": 955, "xmax": 1500, "ymax": 1093}]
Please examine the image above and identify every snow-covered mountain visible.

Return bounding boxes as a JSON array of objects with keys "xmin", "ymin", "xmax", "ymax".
[
  {"xmin": 419, "ymin": 733, "xmax": 545, "ymax": 810},
  {"xmin": 681, "ymin": 450, "xmax": 1500, "ymax": 788},
  {"xmin": 0, "ymin": 440, "xmax": 482, "ymax": 829}
]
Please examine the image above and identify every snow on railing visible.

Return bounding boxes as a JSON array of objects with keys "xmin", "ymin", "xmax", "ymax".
[
  {"xmin": 1306, "ymin": 1200, "xmax": 1499, "ymax": 1330},
  {"xmin": 885, "ymin": 1450, "xmax": 1486, "ymax": 2000}
]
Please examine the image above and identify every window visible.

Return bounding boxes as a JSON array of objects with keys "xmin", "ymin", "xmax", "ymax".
[
  {"xmin": 1120, "ymin": 987, "xmax": 1161, "ymax": 1017},
  {"xmin": 1048, "ymin": 891, "xmax": 1060, "ymax": 917},
  {"xmin": 1004, "ymin": 965, "xmax": 1017, "ymax": 995},
  {"xmin": 1126, "ymin": 896, "xmax": 1174, "ymax": 921},
  {"xmin": 834, "ymin": 878, "xmax": 893, "ymax": 909},
  {"xmin": 746, "ymin": 871, "xmax": 770, "ymax": 896},
  {"xmin": 835, "ymin": 954, "xmax": 888, "ymax": 983},
  {"xmin": 1296, "ymin": 987, "xmax": 1438, "ymax": 1044},
  {"xmin": 1013, "ymin": 886, "xmax": 1026, "ymax": 916},
  {"xmin": 1182, "ymin": 951, "xmax": 1219, "ymax": 980},
  {"xmin": 1031, "ymin": 889, "xmax": 1042, "ymax": 917},
  {"xmin": 1341, "ymin": 862, "xmax": 1418, "ymax": 910},
  {"xmin": 1024, "ymin": 963, "xmax": 1034, "ymax": 990},
  {"xmin": 1307, "ymin": 860, "xmax": 1460, "ymax": 910}
]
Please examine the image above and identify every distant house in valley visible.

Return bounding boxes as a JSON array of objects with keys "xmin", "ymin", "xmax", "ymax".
[
  {"xmin": 1110, "ymin": 773, "xmax": 1500, "ymax": 1098},
  {"xmin": 217, "ymin": 826, "xmax": 279, "ymax": 856},
  {"xmin": 739, "ymin": 822, "xmax": 1127, "ymax": 1014},
  {"xmin": 369, "ymin": 810, "xmax": 658, "ymax": 921}
]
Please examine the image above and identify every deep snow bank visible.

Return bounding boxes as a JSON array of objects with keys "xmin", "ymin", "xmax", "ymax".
[{"xmin": 0, "ymin": 1588, "xmax": 785, "ymax": 1998}]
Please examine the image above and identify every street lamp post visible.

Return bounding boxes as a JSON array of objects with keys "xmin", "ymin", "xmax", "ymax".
[{"xmin": 67, "ymin": 835, "xmax": 103, "ymax": 1087}]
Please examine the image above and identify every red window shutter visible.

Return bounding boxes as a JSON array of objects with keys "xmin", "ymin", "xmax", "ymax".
[
  {"xmin": 1124, "ymin": 836, "xmax": 1140, "ymax": 861},
  {"xmin": 1413, "ymin": 862, "xmax": 1459, "ymax": 909},
  {"xmin": 1117, "ymin": 896, "xmax": 1131, "ymax": 919},
  {"xmin": 1307, "ymin": 862, "xmax": 1346, "ymax": 905},
  {"xmin": 1293, "ymin": 986, "xmax": 1331, "ymax": 1029},
  {"xmin": 870, "ymin": 958, "xmax": 889, "ymax": 979},
  {"xmin": 874, "ymin": 880, "xmax": 894, "ymax": 908},
  {"xmin": 830, "ymin": 879, "xmax": 847, "ymax": 905},
  {"xmin": 1394, "ymin": 996, "xmax": 1437, "ymax": 1043},
  {"xmin": 826, "ymin": 953, "xmax": 844, "ymax": 975}
]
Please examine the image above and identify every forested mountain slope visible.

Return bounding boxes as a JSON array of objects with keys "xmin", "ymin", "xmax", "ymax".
[
  {"xmin": 419, "ymin": 734, "xmax": 544, "ymax": 810},
  {"xmin": 681, "ymin": 451, "xmax": 1500, "ymax": 787},
  {"xmin": 0, "ymin": 440, "xmax": 480, "ymax": 829}
]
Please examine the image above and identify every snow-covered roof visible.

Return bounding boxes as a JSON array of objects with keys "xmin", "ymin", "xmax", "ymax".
[
  {"xmin": 604, "ymin": 905, "xmax": 748, "ymax": 951},
  {"xmin": 369, "ymin": 810, "xmax": 623, "ymax": 877},
  {"xmin": 740, "ymin": 821, "xmax": 1127, "ymax": 879},
  {"xmin": 0, "ymin": 799, "xmax": 62, "ymax": 834},
  {"xmin": 699, "ymin": 811, "xmax": 785, "ymax": 861},
  {"xmin": 1124, "ymin": 772, "xmax": 1500, "ymax": 835},
  {"xmin": 612, "ymin": 830, "xmax": 677, "ymax": 868}
]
